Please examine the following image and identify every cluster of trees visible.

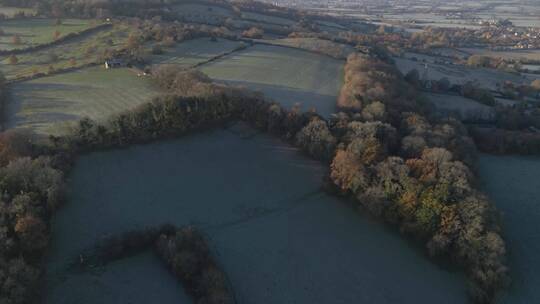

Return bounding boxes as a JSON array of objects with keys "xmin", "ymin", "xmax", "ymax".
[
  {"xmin": 466, "ymin": 55, "xmax": 520, "ymax": 73},
  {"xmin": 333, "ymin": 52, "xmax": 508, "ymax": 302},
  {"xmin": 338, "ymin": 53, "xmax": 418, "ymax": 121},
  {"xmin": 81, "ymin": 225, "xmax": 234, "ymax": 304},
  {"xmin": 0, "ymin": 130, "xmax": 65, "ymax": 304},
  {"xmin": 326, "ymin": 113, "xmax": 507, "ymax": 302},
  {"xmin": 242, "ymin": 27, "xmax": 264, "ymax": 39},
  {"xmin": 156, "ymin": 227, "xmax": 233, "ymax": 304},
  {"xmin": 499, "ymin": 79, "xmax": 540, "ymax": 101},
  {"xmin": 462, "ymin": 82, "xmax": 496, "ymax": 106}
]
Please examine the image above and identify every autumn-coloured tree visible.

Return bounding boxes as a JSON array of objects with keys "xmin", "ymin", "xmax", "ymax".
[
  {"xmin": 532, "ymin": 79, "xmax": 540, "ymax": 91},
  {"xmin": 8, "ymin": 54, "xmax": 18, "ymax": 65},
  {"xmin": 242, "ymin": 27, "xmax": 264, "ymax": 39},
  {"xmin": 11, "ymin": 34, "xmax": 21, "ymax": 45},
  {"xmin": 15, "ymin": 215, "xmax": 49, "ymax": 252}
]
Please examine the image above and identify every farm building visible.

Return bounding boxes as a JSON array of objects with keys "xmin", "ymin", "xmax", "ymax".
[{"xmin": 105, "ymin": 59, "xmax": 123, "ymax": 69}]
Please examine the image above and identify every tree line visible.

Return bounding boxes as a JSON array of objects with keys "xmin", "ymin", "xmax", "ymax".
[
  {"xmin": 333, "ymin": 52, "xmax": 507, "ymax": 303},
  {"xmin": 79, "ymin": 225, "xmax": 234, "ymax": 304}
]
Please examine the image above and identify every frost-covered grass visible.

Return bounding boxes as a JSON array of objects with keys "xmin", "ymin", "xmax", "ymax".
[
  {"xmin": 46, "ymin": 123, "xmax": 468, "ymax": 304},
  {"xmin": 200, "ymin": 44, "xmax": 344, "ymax": 117},
  {"xmin": 0, "ymin": 18, "xmax": 98, "ymax": 50},
  {"xmin": 7, "ymin": 67, "xmax": 160, "ymax": 134},
  {"xmin": 479, "ymin": 155, "xmax": 540, "ymax": 304},
  {"xmin": 150, "ymin": 38, "xmax": 245, "ymax": 67}
]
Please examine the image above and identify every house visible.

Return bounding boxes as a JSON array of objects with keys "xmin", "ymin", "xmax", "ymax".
[{"xmin": 104, "ymin": 59, "xmax": 123, "ymax": 69}]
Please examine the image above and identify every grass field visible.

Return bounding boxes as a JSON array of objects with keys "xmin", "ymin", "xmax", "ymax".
[
  {"xmin": 173, "ymin": 3, "xmax": 234, "ymax": 25},
  {"xmin": 0, "ymin": 23, "xmax": 131, "ymax": 80},
  {"xmin": 0, "ymin": 18, "xmax": 99, "ymax": 50},
  {"xmin": 426, "ymin": 92, "xmax": 495, "ymax": 122},
  {"xmin": 150, "ymin": 37, "xmax": 245, "ymax": 67},
  {"xmin": 200, "ymin": 44, "xmax": 344, "ymax": 117},
  {"xmin": 257, "ymin": 37, "xmax": 355, "ymax": 59},
  {"xmin": 6, "ymin": 67, "xmax": 160, "ymax": 134},
  {"xmin": 45, "ymin": 123, "xmax": 468, "ymax": 304},
  {"xmin": 0, "ymin": 6, "xmax": 36, "ymax": 17},
  {"xmin": 479, "ymin": 155, "xmax": 540, "ymax": 304},
  {"xmin": 394, "ymin": 57, "xmax": 533, "ymax": 90},
  {"xmin": 460, "ymin": 48, "xmax": 540, "ymax": 62},
  {"xmin": 241, "ymin": 11, "xmax": 295, "ymax": 25}
]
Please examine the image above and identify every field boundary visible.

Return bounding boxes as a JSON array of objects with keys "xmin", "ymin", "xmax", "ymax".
[
  {"xmin": 0, "ymin": 22, "xmax": 112, "ymax": 56},
  {"xmin": 245, "ymin": 39, "xmax": 348, "ymax": 60},
  {"xmin": 190, "ymin": 42, "xmax": 254, "ymax": 69}
]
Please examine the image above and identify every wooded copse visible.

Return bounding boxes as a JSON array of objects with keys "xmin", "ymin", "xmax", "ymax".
[{"xmin": 79, "ymin": 225, "xmax": 234, "ymax": 304}]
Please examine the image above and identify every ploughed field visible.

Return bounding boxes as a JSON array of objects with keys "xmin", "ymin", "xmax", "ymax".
[
  {"xmin": 0, "ymin": 18, "xmax": 98, "ymax": 50},
  {"xmin": 479, "ymin": 155, "xmax": 540, "ymax": 304},
  {"xmin": 6, "ymin": 67, "xmax": 160, "ymax": 134},
  {"xmin": 200, "ymin": 44, "xmax": 344, "ymax": 117},
  {"xmin": 45, "ymin": 123, "xmax": 468, "ymax": 304}
]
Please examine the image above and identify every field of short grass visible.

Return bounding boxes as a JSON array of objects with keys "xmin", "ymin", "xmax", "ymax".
[
  {"xmin": 257, "ymin": 37, "xmax": 355, "ymax": 59},
  {"xmin": 173, "ymin": 3, "xmax": 234, "ymax": 25},
  {"xmin": 240, "ymin": 11, "xmax": 295, "ymax": 25},
  {"xmin": 0, "ymin": 23, "xmax": 131, "ymax": 80},
  {"xmin": 200, "ymin": 44, "xmax": 344, "ymax": 117},
  {"xmin": 0, "ymin": 18, "xmax": 99, "ymax": 50},
  {"xmin": 150, "ymin": 37, "xmax": 246, "ymax": 67},
  {"xmin": 426, "ymin": 92, "xmax": 495, "ymax": 122},
  {"xmin": 394, "ymin": 57, "xmax": 533, "ymax": 90},
  {"xmin": 45, "ymin": 123, "xmax": 468, "ymax": 304},
  {"xmin": 0, "ymin": 6, "xmax": 36, "ymax": 17},
  {"xmin": 6, "ymin": 66, "xmax": 160, "ymax": 134},
  {"xmin": 460, "ymin": 47, "xmax": 540, "ymax": 62}
]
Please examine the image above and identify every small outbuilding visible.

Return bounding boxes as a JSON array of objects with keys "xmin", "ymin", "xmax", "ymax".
[{"xmin": 105, "ymin": 59, "xmax": 123, "ymax": 69}]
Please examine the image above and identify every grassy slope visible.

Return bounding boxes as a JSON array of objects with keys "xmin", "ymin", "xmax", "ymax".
[
  {"xmin": 0, "ymin": 23, "xmax": 131, "ymax": 80},
  {"xmin": 150, "ymin": 37, "xmax": 244, "ymax": 67},
  {"xmin": 7, "ymin": 67, "xmax": 160, "ymax": 135},
  {"xmin": 426, "ymin": 92, "xmax": 495, "ymax": 121},
  {"xmin": 46, "ymin": 123, "xmax": 468, "ymax": 304},
  {"xmin": 0, "ymin": 6, "xmax": 36, "ymax": 17},
  {"xmin": 257, "ymin": 37, "xmax": 355, "ymax": 59},
  {"xmin": 200, "ymin": 44, "xmax": 344, "ymax": 117},
  {"xmin": 394, "ymin": 56, "xmax": 533, "ymax": 90},
  {"xmin": 0, "ymin": 18, "xmax": 99, "ymax": 50}
]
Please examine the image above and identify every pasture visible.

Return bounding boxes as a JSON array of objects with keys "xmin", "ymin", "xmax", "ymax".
[
  {"xmin": 241, "ymin": 11, "xmax": 295, "ymax": 25},
  {"xmin": 0, "ymin": 23, "xmax": 131, "ymax": 80},
  {"xmin": 0, "ymin": 6, "xmax": 36, "ymax": 17},
  {"xmin": 460, "ymin": 48, "xmax": 540, "ymax": 62},
  {"xmin": 6, "ymin": 67, "xmax": 160, "ymax": 135},
  {"xmin": 46, "ymin": 123, "xmax": 468, "ymax": 304},
  {"xmin": 0, "ymin": 18, "xmax": 98, "ymax": 50},
  {"xmin": 150, "ymin": 37, "xmax": 246, "ymax": 68},
  {"xmin": 394, "ymin": 57, "xmax": 533, "ymax": 90},
  {"xmin": 200, "ymin": 44, "xmax": 344, "ymax": 117},
  {"xmin": 479, "ymin": 155, "xmax": 540, "ymax": 304},
  {"xmin": 173, "ymin": 3, "xmax": 234, "ymax": 25},
  {"xmin": 426, "ymin": 93, "xmax": 495, "ymax": 122},
  {"xmin": 257, "ymin": 37, "xmax": 355, "ymax": 59}
]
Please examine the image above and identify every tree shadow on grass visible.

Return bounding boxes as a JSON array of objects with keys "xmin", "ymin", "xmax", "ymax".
[{"xmin": 218, "ymin": 80, "xmax": 338, "ymax": 118}]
